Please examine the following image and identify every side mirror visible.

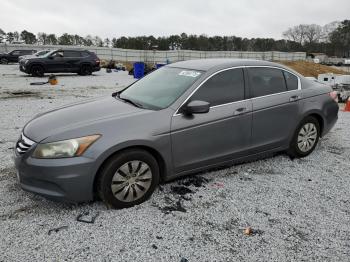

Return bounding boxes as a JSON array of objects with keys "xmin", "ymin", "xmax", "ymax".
[
  {"xmin": 183, "ymin": 100, "xmax": 210, "ymax": 115},
  {"xmin": 48, "ymin": 56, "xmax": 54, "ymax": 59}
]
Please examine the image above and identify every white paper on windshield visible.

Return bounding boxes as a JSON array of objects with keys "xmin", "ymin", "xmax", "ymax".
[{"xmin": 178, "ymin": 71, "xmax": 201, "ymax": 78}]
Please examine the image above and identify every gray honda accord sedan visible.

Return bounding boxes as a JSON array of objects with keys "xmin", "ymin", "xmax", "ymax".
[{"xmin": 14, "ymin": 59, "xmax": 339, "ymax": 208}]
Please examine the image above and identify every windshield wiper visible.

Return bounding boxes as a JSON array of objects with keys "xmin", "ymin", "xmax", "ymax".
[{"xmin": 112, "ymin": 92, "xmax": 144, "ymax": 109}]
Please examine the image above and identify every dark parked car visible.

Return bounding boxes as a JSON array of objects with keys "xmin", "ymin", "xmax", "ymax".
[
  {"xmin": 19, "ymin": 49, "xmax": 101, "ymax": 76},
  {"xmin": 0, "ymin": 49, "xmax": 37, "ymax": 64},
  {"xmin": 14, "ymin": 59, "xmax": 338, "ymax": 208}
]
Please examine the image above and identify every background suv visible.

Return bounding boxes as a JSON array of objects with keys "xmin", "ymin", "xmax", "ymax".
[
  {"xmin": 19, "ymin": 49, "xmax": 101, "ymax": 76},
  {"xmin": 0, "ymin": 49, "xmax": 37, "ymax": 64}
]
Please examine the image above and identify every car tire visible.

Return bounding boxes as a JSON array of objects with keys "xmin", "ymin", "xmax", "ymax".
[
  {"xmin": 288, "ymin": 116, "xmax": 320, "ymax": 158},
  {"xmin": 1, "ymin": 58, "xmax": 9, "ymax": 64},
  {"xmin": 337, "ymin": 94, "xmax": 343, "ymax": 103},
  {"xmin": 79, "ymin": 65, "xmax": 92, "ymax": 76},
  {"xmin": 30, "ymin": 65, "xmax": 44, "ymax": 77},
  {"xmin": 97, "ymin": 149, "xmax": 160, "ymax": 209}
]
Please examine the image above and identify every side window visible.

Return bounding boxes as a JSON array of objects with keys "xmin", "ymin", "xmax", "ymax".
[
  {"xmin": 283, "ymin": 71, "xmax": 298, "ymax": 90},
  {"xmin": 11, "ymin": 51, "xmax": 20, "ymax": 55},
  {"xmin": 190, "ymin": 68, "xmax": 245, "ymax": 107},
  {"xmin": 52, "ymin": 51, "xmax": 63, "ymax": 58},
  {"xmin": 81, "ymin": 51, "xmax": 90, "ymax": 57},
  {"xmin": 248, "ymin": 68, "xmax": 287, "ymax": 97},
  {"xmin": 21, "ymin": 50, "xmax": 33, "ymax": 55},
  {"xmin": 63, "ymin": 51, "xmax": 81, "ymax": 57}
]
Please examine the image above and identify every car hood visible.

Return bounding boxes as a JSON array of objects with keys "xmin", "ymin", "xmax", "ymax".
[
  {"xmin": 24, "ymin": 56, "xmax": 43, "ymax": 62},
  {"xmin": 24, "ymin": 96, "xmax": 144, "ymax": 142},
  {"xmin": 21, "ymin": 55, "xmax": 36, "ymax": 59}
]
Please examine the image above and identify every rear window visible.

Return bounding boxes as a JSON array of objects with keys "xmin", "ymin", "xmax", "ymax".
[
  {"xmin": 248, "ymin": 68, "xmax": 287, "ymax": 97},
  {"xmin": 63, "ymin": 51, "xmax": 81, "ymax": 57},
  {"xmin": 21, "ymin": 50, "xmax": 35, "ymax": 55},
  {"xmin": 81, "ymin": 51, "xmax": 91, "ymax": 57},
  {"xmin": 283, "ymin": 71, "xmax": 298, "ymax": 90}
]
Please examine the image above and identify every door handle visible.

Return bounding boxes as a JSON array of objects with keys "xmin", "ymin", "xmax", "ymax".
[
  {"xmin": 234, "ymin": 107, "xmax": 247, "ymax": 115},
  {"xmin": 289, "ymin": 95, "xmax": 301, "ymax": 102}
]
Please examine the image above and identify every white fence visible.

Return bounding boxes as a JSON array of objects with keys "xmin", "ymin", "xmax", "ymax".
[{"xmin": 0, "ymin": 43, "xmax": 306, "ymax": 63}]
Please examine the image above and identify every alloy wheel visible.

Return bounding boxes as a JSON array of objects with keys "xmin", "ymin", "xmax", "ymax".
[
  {"xmin": 111, "ymin": 161, "xmax": 152, "ymax": 202},
  {"xmin": 297, "ymin": 123, "xmax": 318, "ymax": 152}
]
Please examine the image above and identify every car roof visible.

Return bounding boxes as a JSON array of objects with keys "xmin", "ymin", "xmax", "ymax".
[
  {"xmin": 56, "ymin": 49, "xmax": 88, "ymax": 52},
  {"xmin": 167, "ymin": 58, "xmax": 296, "ymax": 73},
  {"xmin": 12, "ymin": 49, "xmax": 36, "ymax": 51}
]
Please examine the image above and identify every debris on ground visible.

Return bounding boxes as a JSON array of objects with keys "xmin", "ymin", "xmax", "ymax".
[
  {"xmin": 211, "ymin": 182, "xmax": 224, "ymax": 188},
  {"xmin": 159, "ymin": 200, "xmax": 187, "ymax": 214},
  {"xmin": 76, "ymin": 211, "xmax": 100, "ymax": 224},
  {"xmin": 178, "ymin": 175, "xmax": 209, "ymax": 187},
  {"xmin": 171, "ymin": 186, "xmax": 194, "ymax": 196},
  {"xmin": 243, "ymin": 226, "xmax": 264, "ymax": 236},
  {"xmin": 48, "ymin": 226, "xmax": 68, "ymax": 235}
]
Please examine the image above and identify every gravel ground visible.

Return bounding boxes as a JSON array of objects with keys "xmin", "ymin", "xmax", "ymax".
[{"xmin": 1, "ymin": 64, "xmax": 350, "ymax": 262}]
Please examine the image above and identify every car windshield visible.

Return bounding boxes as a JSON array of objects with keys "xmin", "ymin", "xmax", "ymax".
[
  {"xmin": 42, "ymin": 50, "xmax": 56, "ymax": 57},
  {"xmin": 35, "ymin": 51, "xmax": 48, "ymax": 56},
  {"xmin": 119, "ymin": 67, "xmax": 202, "ymax": 110}
]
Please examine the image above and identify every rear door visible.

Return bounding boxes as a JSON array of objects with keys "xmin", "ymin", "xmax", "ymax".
[
  {"xmin": 62, "ymin": 51, "xmax": 82, "ymax": 72},
  {"xmin": 247, "ymin": 67, "xmax": 301, "ymax": 152},
  {"xmin": 171, "ymin": 68, "xmax": 252, "ymax": 173}
]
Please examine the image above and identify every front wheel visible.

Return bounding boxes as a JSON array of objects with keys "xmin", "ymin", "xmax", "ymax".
[
  {"xmin": 0, "ymin": 58, "xmax": 9, "ymax": 64},
  {"xmin": 30, "ymin": 65, "xmax": 44, "ymax": 77},
  {"xmin": 97, "ymin": 149, "xmax": 160, "ymax": 209},
  {"xmin": 288, "ymin": 116, "xmax": 320, "ymax": 158}
]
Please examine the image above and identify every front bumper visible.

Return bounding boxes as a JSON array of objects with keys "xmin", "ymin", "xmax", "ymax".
[
  {"xmin": 13, "ymin": 143, "xmax": 97, "ymax": 203},
  {"xmin": 19, "ymin": 64, "xmax": 29, "ymax": 73}
]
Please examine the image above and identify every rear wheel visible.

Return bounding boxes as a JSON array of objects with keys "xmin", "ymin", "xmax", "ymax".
[
  {"xmin": 30, "ymin": 65, "xmax": 44, "ymax": 77},
  {"xmin": 288, "ymin": 116, "xmax": 320, "ymax": 158},
  {"xmin": 0, "ymin": 58, "xmax": 9, "ymax": 64},
  {"xmin": 79, "ymin": 65, "xmax": 92, "ymax": 76},
  {"xmin": 97, "ymin": 149, "xmax": 160, "ymax": 209}
]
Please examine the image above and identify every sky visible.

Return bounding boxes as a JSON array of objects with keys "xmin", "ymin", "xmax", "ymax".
[{"xmin": 0, "ymin": 0, "xmax": 349, "ymax": 40}]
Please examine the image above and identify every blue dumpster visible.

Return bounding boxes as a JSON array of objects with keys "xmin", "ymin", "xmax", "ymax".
[
  {"xmin": 133, "ymin": 62, "xmax": 145, "ymax": 79},
  {"xmin": 156, "ymin": 63, "xmax": 166, "ymax": 69}
]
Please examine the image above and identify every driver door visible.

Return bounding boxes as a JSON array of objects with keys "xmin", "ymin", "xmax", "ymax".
[
  {"xmin": 46, "ymin": 51, "xmax": 66, "ymax": 72},
  {"xmin": 170, "ymin": 68, "xmax": 252, "ymax": 173}
]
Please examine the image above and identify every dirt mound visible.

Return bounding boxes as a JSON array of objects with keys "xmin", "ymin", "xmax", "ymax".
[{"xmin": 278, "ymin": 61, "xmax": 348, "ymax": 77}]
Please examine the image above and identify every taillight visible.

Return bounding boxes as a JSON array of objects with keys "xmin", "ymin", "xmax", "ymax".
[
  {"xmin": 329, "ymin": 91, "xmax": 338, "ymax": 102},
  {"xmin": 95, "ymin": 59, "xmax": 100, "ymax": 64}
]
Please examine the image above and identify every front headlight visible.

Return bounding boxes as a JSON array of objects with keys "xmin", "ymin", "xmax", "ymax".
[
  {"xmin": 24, "ymin": 60, "xmax": 29, "ymax": 65},
  {"xmin": 32, "ymin": 135, "xmax": 101, "ymax": 159}
]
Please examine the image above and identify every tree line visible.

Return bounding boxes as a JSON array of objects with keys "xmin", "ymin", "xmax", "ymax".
[{"xmin": 0, "ymin": 20, "xmax": 349, "ymax": 57}]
